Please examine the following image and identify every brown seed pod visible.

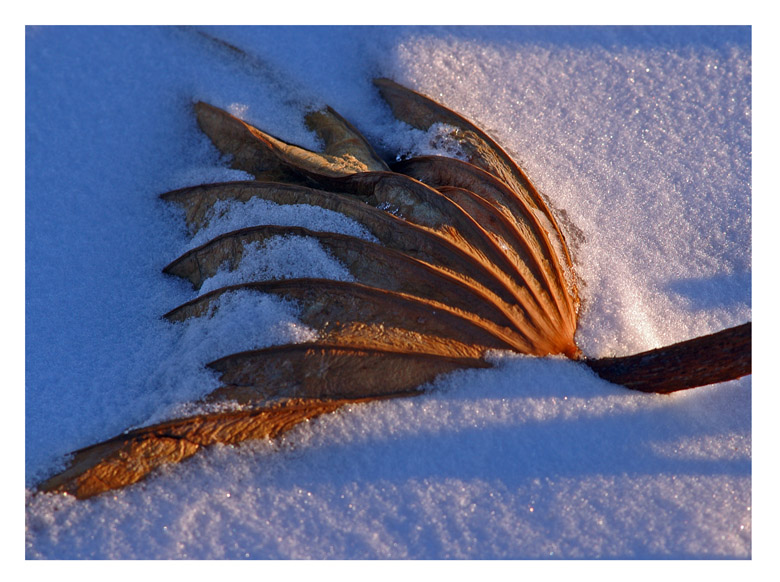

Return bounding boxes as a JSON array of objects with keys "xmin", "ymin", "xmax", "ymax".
[
  {"xmin": 37, "ymin": 397, "xmax": 373, "ymax": 499},
  {"xmin": 206, "ymin": 342, "xmax": 491, "ymax": 405},
  {"xmin": 163, "ymin": 224, "xmax": 525, "ymax": 335},
  {"xmin": 38, "ymin": 78, "xmax": 750, "ymax": 500},
  {"xmin": 163, "ymin": 279, "xmax": 537, "ymax": 357},
  {"xmin": 160, "ymin": 180, "xmax": 563, "ymax": 346}
]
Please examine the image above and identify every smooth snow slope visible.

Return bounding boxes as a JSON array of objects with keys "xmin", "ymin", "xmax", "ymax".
[{"xmin": 25, "ymin": 25, "xmax": 751, "ymax": 559}]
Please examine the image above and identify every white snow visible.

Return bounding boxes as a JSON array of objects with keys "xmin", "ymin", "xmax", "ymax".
[
  {"xmin": 196, "ymin": 236, "xmax": 357, "ymax": 295},
  {"xmin": 24, "ymin": 24, "xmax": 753, "ymax": 560},
  {"xmin": 188, "ymin": 197, "xmax": 378, "ymax": 249}
]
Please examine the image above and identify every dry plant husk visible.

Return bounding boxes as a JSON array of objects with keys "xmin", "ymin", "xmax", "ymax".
[{"xmin": 38, "ymin": 78, "xmax": 750, "ymax": 499}]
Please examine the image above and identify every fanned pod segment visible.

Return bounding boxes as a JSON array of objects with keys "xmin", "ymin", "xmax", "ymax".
[
  {"xmin": 160, "ymin": 180, "xmax": 531, "ymax": 308},
  {"xmin": 39, "ymin": 79, "xmax": 587, "ymax": 500},
  {"xmin": 164, "ymin": 279, "xmax": 539, "ymax": 357},
  {"xmin": 40, "ymin": 79, "xmax": 749, "ymax": 502},
  {"xmin": 206, "ymin": 342, "xmax": 491, "ymax": 405},
  {"xmin": 182, "ymin": 97, "xmax": 580, "ymax": 355},
  {"xmin": 194, "ymin": 101, "xmax": 388, "ymax": 182},
  {"xmin": 372, "ymin": 78, "xmax": 574, "ymax": 272},
  {"xmin": 37, "ymin": 397, "xmax": 381, "ymax": 500},
  {"xmin": 163, "ymin": 224, "xmax": 524, "ymax": 336},
  {"xmin": 394, "ymin": 155, "xmax": 579, "ymax": 336},
  {"xmin": 160, "ymin": 181, "xmax": 576, "ymax": 355}
]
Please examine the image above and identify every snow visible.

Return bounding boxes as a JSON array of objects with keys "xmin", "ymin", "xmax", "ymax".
[{"xmin": 24, "ymin": 24, "xmax": 753, "ymax": 560}]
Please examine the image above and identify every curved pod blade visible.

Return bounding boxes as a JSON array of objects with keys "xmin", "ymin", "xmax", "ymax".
[
  {"xmin": 38, "ymin": 397, "xmax": 370, "ymax": 499},
  {"xmin": 160, "ymin": 181, "xmax": 549, "ymax": 344},
  {"xmin": 373, "ymin": 77, "xmax": 575, "ymax": 280},
  {"xmin": 194, "ymin": 101, "xmax": 388, "ymax": 181},
  {"xmin": 163, "ymin": 279, "xmax": 546, "ymax": 357},
  {"xmin": 163, "ymin": 224, "xmax": 528, "ymax": 340},
  {"xmin": 207, "ymin": 342, "xmax": 490, "ymax": 404}
]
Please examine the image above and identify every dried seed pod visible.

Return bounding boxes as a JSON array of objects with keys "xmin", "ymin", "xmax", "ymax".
[
  {"xmin": 38, "ymin": 78, "xmax": 750, "ymax": 501},
  {"xmin": 160, "ymin": 181, "xmax": 555, "ymax": 342},
  {"xmin": 37, "ymin": 397, "xmax": 373, "ymax": 500},
  {"xmin": 206, "ymin": 343, "xmax": 491, "ymax": 404},
  {"xmin": 394, "ymin": 155, "xmax": 579, "ymax": 325},
  {"xmin": 182, "ymin": 99, "xmax": 580, "ymax": 353},
  {"xmin": 189, "ymin": 102, "xmax": 572, "ymax": 331},
  {"xmin": 194, "ymin": 101, "xmax": 388, "ymax": 180},
  {"xmin": 164, "ymin": 279, "xmax": 542, "ymax": 357},
  {"xmin": 304, "ymin": 106, "xmax": 387, "ymax": 172},
  {"xmin": 163, "ymin": 224, "xmax": 525, "ymax": 337},
  {"xmin": 373, "ymin": 77, "xmax": 574, "ymax": 275}
]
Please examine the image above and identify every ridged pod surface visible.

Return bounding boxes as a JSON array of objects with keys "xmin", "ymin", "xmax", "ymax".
[{"xmin": 38, "ymin": 78, "xmax": 749, "ymax": 499}]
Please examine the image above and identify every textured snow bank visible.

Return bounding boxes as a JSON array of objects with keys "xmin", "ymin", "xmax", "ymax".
[
  {"xmin": 25, "ymin": 25, "xmax": 751, "ymax": 559},
  {"xmin": 26, "ymin": 356, "xmax": 751, "ymax": 559}
]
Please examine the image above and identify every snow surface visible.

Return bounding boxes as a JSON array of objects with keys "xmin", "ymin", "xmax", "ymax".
[{"xmin": 25, "ymin": 25, "xmax": 751, "ymax": 559}]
